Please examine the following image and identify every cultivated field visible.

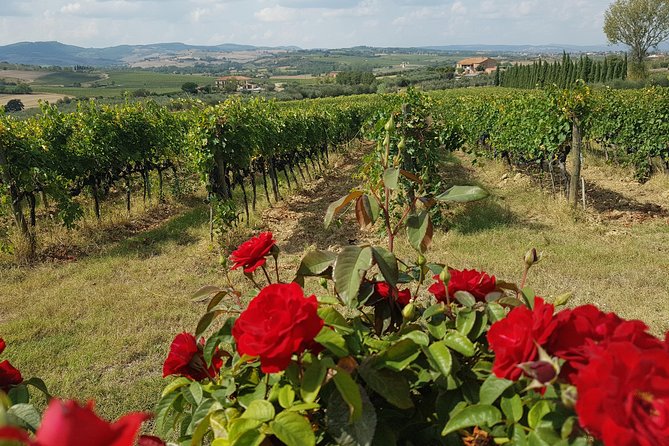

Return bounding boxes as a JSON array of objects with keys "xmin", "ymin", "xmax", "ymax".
[{"xmin": 0, "ymin": 93, "xmax": 68, "ymax": 108}]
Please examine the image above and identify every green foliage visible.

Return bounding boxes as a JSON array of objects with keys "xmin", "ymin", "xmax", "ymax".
[{"xmin": 604, "ymin": 0, "xmax": 669, "ymax": 79}]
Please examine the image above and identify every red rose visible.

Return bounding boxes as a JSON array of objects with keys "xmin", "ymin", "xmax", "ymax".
[
  {"xmin": 573, "ymin": 341, "xmax": 669, "ymax": 446},
  {"xmin": 428, "ymin": 269, "xmax": 496, "ymax": 303},
  {"xmin": 487, "ymin": 297, "xmax": 557, "ymax": 381},
  {"xmin": 547, "ymin": 305, "xmax": 662, "ymax": 382},
  {"xmin": 448, "ymin": 268, "xmax": 496, "ymax": 301},
  {"xmin": 427, "ymin": 275, "xmax": 447, "ymax": 302},
  {"xmin": 0, "ymin": 338, "xmax": 23, "ymax": 392},
  {"xmin": 374, "ymin": 282, "xmax": 412, "ymax": 307},
  {"xmin": 0, "ymin": 399, "xmax": 151, "ymax": 446},
  {"xmin": 233, "ymin": 283, "xmax": 324, "ymax": 373},
  {"xmin": 230, "ymin": 232, "xmax": 276, "ymax": 273},
  {"xmin": 0, "ymin": 360, "xmax": 23, "ymax": 392},
  {"xmin": 163, "ymin": 333, "xmax": 223, "ymax": 381}
]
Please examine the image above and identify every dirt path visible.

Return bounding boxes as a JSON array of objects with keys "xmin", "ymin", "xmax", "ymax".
[{"xmin": 258, "ymin": 144, "xmax": 372, "ymax": 257}]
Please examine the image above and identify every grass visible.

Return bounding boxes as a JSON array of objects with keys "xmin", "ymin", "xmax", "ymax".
[{"xmin": 1, "ymin": 147, "xmax": 668, "ymax": 424}]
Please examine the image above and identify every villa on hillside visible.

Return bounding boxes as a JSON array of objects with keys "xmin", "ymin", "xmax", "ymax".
[
  {"xmin": 456, "ymin": 57, "xmax": 498, "ymax": 74},
  {"xmin": 215, "ymin": 75, "xmax": 262, "ymax": 92}
]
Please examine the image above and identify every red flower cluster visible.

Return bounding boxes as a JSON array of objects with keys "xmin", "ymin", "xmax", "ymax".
[
  {"xmin": 428, "ymin": 268, "xmax": 496, "ymax": 303},
  {"xmin": 0, "ymin": 337, "xmax": 23, "ymax": 393},
  {"xmin": 487, "ymin": 297, "xmax": 557, "ymax": 381},
  {"xmin": 487, "ymin": 297, "xmax": 669, "ymax": 445},
  {"xmin": 233, "ymin": 283, "xmax": 324, "ymax": 373},
  {"xmin": 229, "ymin": 232, "xmax": 276, "ymax": 273},
  {"xmin": 374, "ymin": 281, "xmax": 412, "ymax": 307},
  {"xmin": 574, "ymin": 341, "xmax": 669, "ymax": 446},
  {"xmin": 163, "ymin": 333, "xmax": 223, "ymax": 381},
  {"xmin": 0, "ymin": 399, "xmax": 162, "ymax": 446}
]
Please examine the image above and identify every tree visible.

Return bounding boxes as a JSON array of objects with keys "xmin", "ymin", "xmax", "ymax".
[
  {"xmin": 181, "ymin": 82, "xmax": 199, "ymax": 94},
  {"xmin": 604, "ymin": 0, "xmax": 669, "ymax": 79},
  {"xmin": 4, "ymin": 98, "xmax": 24, "ymax": 112}
]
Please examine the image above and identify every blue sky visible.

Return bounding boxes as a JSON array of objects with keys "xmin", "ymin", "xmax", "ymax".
[{"xmin": 0, "ymin": 0, "xmax": 614, "ymax": 48}]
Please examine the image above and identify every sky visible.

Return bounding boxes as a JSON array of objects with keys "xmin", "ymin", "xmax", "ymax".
[{"xmin": 0, "ymin": 0, "xmax": 615, "ymax": 49}]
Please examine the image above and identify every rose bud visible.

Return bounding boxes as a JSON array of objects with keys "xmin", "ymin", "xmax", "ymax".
[
  {"xmin": 402, "ymin": 302, "xmax": 417, "ymax": 321},
  {"xmin": 439, "ymin": 268, "xmax": 451, "ymax": 284},
  {"xmin": 524, "ymin": 248, "xmax": 541, "ymax": 267},
  {"xmin": 384, "ymin": 116, "xmax": 394, "ymax": 132}
]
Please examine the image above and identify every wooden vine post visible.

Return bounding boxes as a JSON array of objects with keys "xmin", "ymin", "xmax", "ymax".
[{"xmin": 568, "ymin": 116, "xmax": 582, "ymax": 205}]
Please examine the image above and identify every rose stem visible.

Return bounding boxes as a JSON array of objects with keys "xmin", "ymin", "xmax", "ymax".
[{"xmin": 261, "ymin": 265, "xmax": 272, "ymax": 285}]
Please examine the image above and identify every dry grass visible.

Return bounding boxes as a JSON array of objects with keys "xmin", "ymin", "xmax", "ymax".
[{"xmin": 0, "ymin": 146, "xmax": 667, "ymax": 424}]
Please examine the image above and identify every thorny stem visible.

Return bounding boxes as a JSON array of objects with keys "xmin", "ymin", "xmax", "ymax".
[
  {"xmin": 261, "ymin": 265, "xmax": 273, "ymax": 286},
  {"xmin": 245, "ymin": 273, "xmax": 262, "ymax": 291},
  {"xmin": 518, "ymin": 266, "xmax": 530, "ymax": 300},
  {"xmin": 273, "ymin": 256, "xmax": 281, "ymax": 284}
]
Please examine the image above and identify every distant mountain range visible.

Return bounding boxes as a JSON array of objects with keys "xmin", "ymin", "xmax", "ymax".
[
  {"xmin": 0, "ymin": 40, "xmax": 648, "ymax": 67},
  {"xmin": 0, "ymin": 41, "xmax": 301, "ymax": 67}
]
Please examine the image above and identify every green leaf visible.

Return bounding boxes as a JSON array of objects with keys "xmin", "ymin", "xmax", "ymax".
[
  {"xmin": 501, "ymin": 395, "xmax": 523, "ymax": 423},
  {"xmin": 326, "ymin": 384, "xmax": 377, "ymax": 446},
  {"xmin": 400, "ymin": 330, "xmax": 430, "ymax": 346},
  {"xmin": 301, "ymin": 358, "xmax": 328, "ymax": 404},
  {"xmin": 479, "ymin": 375, "xmax": 513, "ymax": 405},
  {"xmin": 456, "ymin": 308, "xmax": 476, "ymax": 335},
  {"xmin": 191, "ymin": 413, "xmax": 212, "ymax": 446},
  {"xmin": 333, "ymin": 368, "xmax": 363, "ymax": 423},
  {"xmin": 7, "ymin": 404, "xmax": 41, "ymax": 432},
  {"xmin": 271, "ymin": 412, "xmax": 316, "ymax": 446},
  {"xmin": 241, "ymin": 400, "xmax": 275, "ymax": 422},
  {"xmin": 232, "ymin": 429, "xmax": 266, "ymax": 446},
  {"xmin": 22, "ymin": 377, "xmax": 50, "ymax": 399},
  {"xmin": 196, "ymin": 310, "xmax": 226, "ymax": 337},
  {"xmin": 8, "ymin": 385, "xmax": 29, "ymax": 404},
  {"xmin": 441, "ymin": 404, "xmax": 502, "ymax": 436},
  {"xmin": 371, "ymin": 246, "xmax": 399, "ymax": 287},
  {"xmin": 189, "ymin": 382, "xmax": 204, "ymax": 406},
  {"xmin": 192, "ymin": 285, "xmax": 222, "ymax": 302},
  {"xmin": 333, "ymin": 246, "xmax": 373, "ymax": 306},
  {"xmin": 383, "ymin": 167, "xmax": 400, "ymax": 190},
  {"xmin": 406, "ymin": 211, "xmax": 433, "ymax": 253},
  {"xmin": 444, "ymin": 330, "xmax": 476, "ymax": 357},
  {"xmin": 325, "ymin": 191, "xmax": 363, "ymax": 228},
  {"xmin": 297, "ymin": 250, "xmax": 336, "ymax": 277},
  {"xmin": 314, "ymin": 327, "xmax": 349, "ymax": 357},
  {"xmin": 486, "ymin": 303, "xmax": 507, "ymax": 323},
  {"xmin": 453, "ymin": 291, "xmax": 476, "ymax": 308},
  {"xmin": 379, "ymin": 339, "xmax": 421, "ymax": 371},
  {"xmin": 426, "ymin": 341, "xmax": 453, "ymax": 377},
  {"xmin": 317, "ymin": 307, "xmax": 353, "ymax": 334},
  {"xmin": 162, "ymin": 377, "xmax": 192, "ymax": 397},
  {"xmin": 528, "ymin": 400, "xmax": 551, "ymax": 430},
  {"xmin": 358, "ymin": 360, "xmax": 414, "ymax": 409},
  {"xmin": 279, "ymin": 385, "xmax": 296, "ymax": 409},
  {"xmin": 155, "ymin": 392, "xmax": 181, "ymax": 437},
  {"xmin": 228, "ymin": 418, "xmax": 262, "ymax": 444},
  {"xmin": 435, "ymin": 185, "xmax": 489, "ymax": 203}
]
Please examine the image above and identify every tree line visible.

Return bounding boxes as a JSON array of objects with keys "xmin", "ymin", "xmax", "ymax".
[{"xmin": 499, "ymin": 53, "xmax": 628, "ymax": 89}]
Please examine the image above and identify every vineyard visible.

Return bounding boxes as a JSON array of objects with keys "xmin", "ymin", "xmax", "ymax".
[{"xmin": 3, "ymin": 86, "xmax": 669, "ymax": 258}]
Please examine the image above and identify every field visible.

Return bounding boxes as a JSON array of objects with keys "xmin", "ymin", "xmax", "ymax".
[
  {"xmin": 0, "ymin": 93, "xmax": 68, "ymax": 108},
  {"xmin": 1, "ymin": 138, "xmax": 668, "ymax": 424},
  {"xmin": 24, "ymin": 70, "xmax": 216, "ymax": 98}
]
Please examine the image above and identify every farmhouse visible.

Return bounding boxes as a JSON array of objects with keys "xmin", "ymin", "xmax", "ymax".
[
  {"xmin": 456, "ymin": 57, "xmax": 498, "ymax": 74},
  {"xmin": 214, "ymin": 75, "xmax": 251, "ymax": 89}
]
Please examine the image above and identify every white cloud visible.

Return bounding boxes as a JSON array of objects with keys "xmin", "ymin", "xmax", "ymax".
[{"xmin": 0, "ymin": 0, "xmax": 614, "ymax": 48}]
